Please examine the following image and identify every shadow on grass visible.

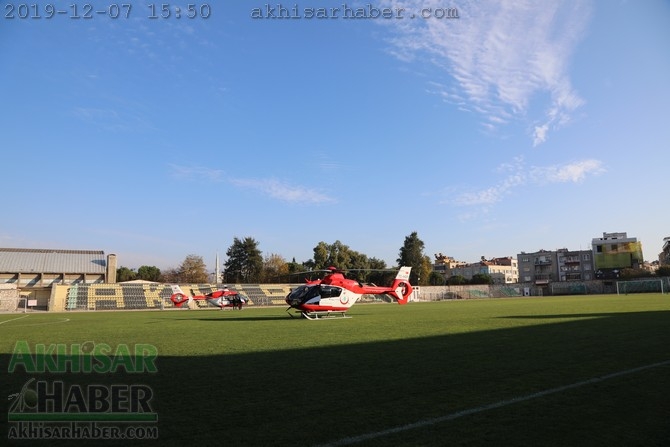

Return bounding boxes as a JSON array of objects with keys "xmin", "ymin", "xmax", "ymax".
[
  {"xmin": 2, "ymin": 310, "xmax": 670, "ymax": 446},
  {"xmin": 499, "ymin": 313, "xmax": 623, "ymax": 319}
]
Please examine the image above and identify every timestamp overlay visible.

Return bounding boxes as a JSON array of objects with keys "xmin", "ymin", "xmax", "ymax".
[{"xmin": 3, "ymin": 2, "xmax": 211, "ymax": 20}]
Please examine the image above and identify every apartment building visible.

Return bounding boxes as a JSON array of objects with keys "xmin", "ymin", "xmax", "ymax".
[
  {"xmin": 591, "ymin": 232, "xmax": 644, "ymax": 278},
  {"xmin": 660, "ymin": 237, "xmax": 670, "ymax": 265},
  {"xmin": 447, "ymin": 256, "xmax": 518, "ymax": 284}
]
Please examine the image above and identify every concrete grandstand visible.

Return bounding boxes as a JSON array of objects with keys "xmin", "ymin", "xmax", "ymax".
[{"xmin": 0, "ymin": 247, "xmax": 295, "ymax": 312}]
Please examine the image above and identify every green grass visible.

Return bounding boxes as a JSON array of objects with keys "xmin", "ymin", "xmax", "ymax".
[{"xmin": 2, "ymin": 294, "xmax": 670, "ymax": 446}]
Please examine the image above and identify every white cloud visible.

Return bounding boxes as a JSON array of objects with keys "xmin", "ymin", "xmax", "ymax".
[
  {"xmin": 167, "ymin": 165, "xmax": 335, "ymax": 204},
  {"xmin": 447, "ymin": 157, "xmax": 605, "ymax": 207},
  {"xmin": 531, "ymin": 159, "xmax": 606, "ymax": 183},
  {"xmin": 382, "ymin": 0, "xmax": 592, "ymax": 144},
  {"xmin": 229, "ymin": 178, "xmax": 336, "ymax": 204},
  {"xmin": 533, "ymin": 124, "xmax": 550, "ymax": 146}
]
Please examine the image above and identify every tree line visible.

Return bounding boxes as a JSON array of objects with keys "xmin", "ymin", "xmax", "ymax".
[
  {"xmin": 116, "ymin": 232, "xmax": 670, "ymax": 286},
  {"xmin": 116, "ymin": 231, "xmax": 441, "ymax": 286}
]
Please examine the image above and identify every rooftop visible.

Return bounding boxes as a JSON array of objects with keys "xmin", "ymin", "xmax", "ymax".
[{"xmin": 0, "ymin": 248, "xmax": 107, "ymax": 274}]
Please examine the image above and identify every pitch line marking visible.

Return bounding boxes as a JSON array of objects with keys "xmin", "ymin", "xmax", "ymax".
[
  {"xmin": 0, "ymin": 315, "xmax": 30, "ymax": 325},
  {"xmin": 318, "ymin": 359, "xmax": 670, "ymax": 447},
  {"xmin": 0, "ymin": 315, "xmax": 70, "ymax": 327}
]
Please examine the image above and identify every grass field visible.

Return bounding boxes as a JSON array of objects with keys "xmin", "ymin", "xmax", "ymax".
[{"xmin": 2, "ymin": 294, "xmax": 670, "ymax": 446}]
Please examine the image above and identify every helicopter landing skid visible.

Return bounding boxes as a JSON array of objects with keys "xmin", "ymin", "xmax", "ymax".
[
  {"xmin": 286, "ymin": 307, "xmax": 350, "ymax": 320},
  {"xmin": 302, "ymin": 310, "xmax": 351, "ymax": 320}
]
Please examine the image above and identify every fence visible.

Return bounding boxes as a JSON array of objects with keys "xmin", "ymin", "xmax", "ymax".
[{"xmin": 415, "ymin": 279, "xmax": 642, "ymax": 301}]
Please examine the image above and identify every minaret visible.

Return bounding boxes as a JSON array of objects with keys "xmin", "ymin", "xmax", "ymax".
[{"xmin": 215, "ymin": 252, "xmax": 220, "ymax": 285}]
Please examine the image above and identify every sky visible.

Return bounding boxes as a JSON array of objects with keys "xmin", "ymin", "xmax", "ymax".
[{"xmin": 1, "ymin": 0, "xmax": 669, "ymax": 272}]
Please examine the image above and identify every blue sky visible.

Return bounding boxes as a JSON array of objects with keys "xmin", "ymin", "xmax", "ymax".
[{"xmin": 1, "ymin": 0, "xmax": 669, "ymax": 272}]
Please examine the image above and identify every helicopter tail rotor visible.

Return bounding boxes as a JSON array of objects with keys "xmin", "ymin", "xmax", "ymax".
[
  {"xmin": 170, "ymin": 293, "xmax": 192, "ymax": 308},
  {"xmin": 388, "ymin": 266, "xmax": 413, "ymax": 305},
  {"xmin": 169, "ymin": 285, "xmax": 192, "ymax": 308}
]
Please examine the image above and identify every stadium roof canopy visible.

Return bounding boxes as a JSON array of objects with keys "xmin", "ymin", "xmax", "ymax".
[{"xmin": 0, "ymin": 248, "xmax": 106, "ymax": 274}]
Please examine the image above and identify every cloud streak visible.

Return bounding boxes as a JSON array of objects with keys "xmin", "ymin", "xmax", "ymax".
[
  {"xmin": 168, "ymin": 164, "xmax": 335, "ymax": 204},
  {"xmin": 382, "ymin": 0, "xmax": 592, "ymax": 144},
  {"xmin": 229, "ymin": 178, "xmax": 336, "ymax": 204},
  {"xmin": 446, "ymin": 157, "xmax": 605, "ymax": 207},
  {"xmin": 168, "ymin": 164, "xmax": 225, "ymax": 182}
]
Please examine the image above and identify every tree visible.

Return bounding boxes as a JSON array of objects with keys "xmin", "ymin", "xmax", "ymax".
[
  {"xmin": 397, "ymin": 231, "xmax": 426, "ymax": 285},
  {"xmin": 286, "ymin": 257, "xmax": 304, "ymax": 274},
  {"xmin": 366, "ymin": 257, "xmax": 389, "ymax": 285},
  {"xmin": 368, "ymin": 257, "xmax": 387, "ymax": 270},
  {"xmin": 160, "ymin": 267, "xmax": 180, "ymax": 283},
  {"xmin": 656, "ymin": 265, "xmax": 670, "ymax": 277},
  {"xmin": 309, "ymin": 241, "xmax": 386, "ymax": 283},
  {"xmin": 262, "ymin": 253, "xmax": 289, "ymax": 282},
  {"xmin": 116, "ymin": 266, "xmax": 136, "ymax": 282},
  {"xmin": 224, "ymin": 237, "xmax": 263, "ymax": 283},
  {"xmin": 447, "ymin": 275, "xmax": 468, "ymax": 285},
  {"xmin": 178, "ymin": 254, "xmax": 209, "ymax": 283},
  {"xmin": 420, "ymin": 255, "xmax": 433, "ymax": 286},
  {"xmin": 471, "ymin": 273, "xmax": 493, "ymax": 284},
  {"xmin": 137, "ymin": 265, "xmax": 161, "ymax": 282},
  {"xmin": 312, "ymin": 240, "xmax": 353, "ymax": 270},
  {"xmin": 428, "ymin": 271, "xmax": 446, "ymax": 285},
  {"xmin": 620, "ymin": 268, "xmax": 652, "ymax": 279}
]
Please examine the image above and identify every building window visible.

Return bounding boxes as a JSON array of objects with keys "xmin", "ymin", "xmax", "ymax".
[
  {"xmin": 583, "ymin": 254, "xmax": 590, "ymax": 260},
  {"xmin": 596, "ymin": 245, "xmax": 602, "ymax": 253}
]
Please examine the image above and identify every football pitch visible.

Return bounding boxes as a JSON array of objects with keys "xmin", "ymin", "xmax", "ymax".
[{"xmin": 2, "ymin": 294, "xmax": 670, "ymax": 446}]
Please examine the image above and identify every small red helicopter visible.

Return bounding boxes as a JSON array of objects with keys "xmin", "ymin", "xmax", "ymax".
[
  {"xmin": 170, "ymin": 285, "xmax": 246, "ymax": 310},
  {"xmin": 285, "ymin": 266, "xmax": 413, "ymax": 319}
]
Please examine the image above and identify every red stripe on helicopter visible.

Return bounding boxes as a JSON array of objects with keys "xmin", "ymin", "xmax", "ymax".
[{"xmin": 299, "ymin": 304, "xmax": 349, "ymax": 312}]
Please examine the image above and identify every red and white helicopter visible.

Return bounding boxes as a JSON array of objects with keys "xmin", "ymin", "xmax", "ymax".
[
  {"xmin": 285, "ymin": 266, "xmax": 413, "ymax": 319},
  {"xmin": 170, "ymin": 285, "xmax": 247, "ymax": 310}
]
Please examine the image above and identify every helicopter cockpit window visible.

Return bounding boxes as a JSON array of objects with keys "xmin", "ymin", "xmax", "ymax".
[
  {"xmin": 319, "ymin": 285, "xmax": 342, "ymax": 298},
  {"xmin": 288, "ymin": 285, "xmax": 318, "ymax": 300}
]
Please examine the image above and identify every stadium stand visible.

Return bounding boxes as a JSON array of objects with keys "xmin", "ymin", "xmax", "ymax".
[
  {"xmin": 50, "ymin": 283, "xmax": 296, "ymax": 312},
  {"xmin": 0, "ymin": 248, "xmax": 117, "ymax": 309}
]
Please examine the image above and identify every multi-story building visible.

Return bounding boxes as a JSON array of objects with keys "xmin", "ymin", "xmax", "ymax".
[
  {"xmin": 591, "ymin": 232, "xmax": 644, "ymax": 278},
  {"xmin": 659, "ymin": 237, "xmax": 670, "ymax": 265},
  {"xmin": 447, "ymin": 256, "xmax": 518, "ymax": 284},
  {"xmin": 432, "ymin": 253, "xmax": 467, "ymax": 276},
  {"xmin": 556, "ymin": 249, "xmax": 594, "ymax": 282},
  {"xmin": 517, "ymin": 249, "xmax": 594, "ymax": 284},
  {"xmin": 517, "ymin": 250, "xmax": 557, "ymax": 284}
]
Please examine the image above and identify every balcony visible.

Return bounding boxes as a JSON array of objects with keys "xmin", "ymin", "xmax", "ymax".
[{"xmin": 534, "ymin": 273, "xmax": 553, "ymax": 281}]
